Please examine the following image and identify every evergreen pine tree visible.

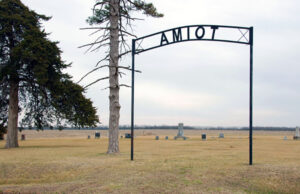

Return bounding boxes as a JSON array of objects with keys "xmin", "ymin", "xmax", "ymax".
[{"xmin": 0, "ymin": 0, "xmax": 99, "ymax": 148}]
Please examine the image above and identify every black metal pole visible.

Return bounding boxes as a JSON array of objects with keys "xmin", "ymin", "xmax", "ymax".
[
  {"xmin": 249, "ymin": 27, "xmax": 253, "ymax": 165},
  {"xmin": 131, "ymin": 39, "xmax": 135, "ymax": 161}
]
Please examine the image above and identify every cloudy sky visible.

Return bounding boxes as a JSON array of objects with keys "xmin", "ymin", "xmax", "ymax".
[{"xmin": 22, "ymin": 0, "xmax": 300, "ymax": 127}]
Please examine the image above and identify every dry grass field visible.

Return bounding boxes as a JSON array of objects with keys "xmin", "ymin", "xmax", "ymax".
[{"xmin": 0, "ymin": 130, "xmax": 299, "ymax": 193}]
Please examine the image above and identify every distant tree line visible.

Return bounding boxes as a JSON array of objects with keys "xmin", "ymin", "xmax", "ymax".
[
  {"xmin": 15, "ymin": 125, "xmax": 297, "ymax": 131},
  {"xmin": 204, "ymin": 126, "xmax": 296, "ymax": 131}
]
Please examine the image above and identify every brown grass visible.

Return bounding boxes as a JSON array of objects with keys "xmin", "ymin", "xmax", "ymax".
[{"xmin": 0, "ymin": 130, "xmax": 299, "ymax": 193}]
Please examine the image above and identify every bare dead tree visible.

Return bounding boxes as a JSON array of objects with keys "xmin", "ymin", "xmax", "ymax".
[{"xmin": 79, "ymin": 0, "xmax": 163, "ymax": 153}]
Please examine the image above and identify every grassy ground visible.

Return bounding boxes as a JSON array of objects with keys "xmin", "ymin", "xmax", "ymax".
[{"xmin": 0, "ymin": 130, "xmax": 299, "ymax": 193}]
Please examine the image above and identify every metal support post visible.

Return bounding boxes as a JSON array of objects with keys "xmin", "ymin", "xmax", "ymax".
[
  {"xmin": 249, "ymin": 27, "xmax": 253, "ymax": 165},
  {"xmin": 131, "ymin": 39, "xmax": 136, "ymax": 161}
]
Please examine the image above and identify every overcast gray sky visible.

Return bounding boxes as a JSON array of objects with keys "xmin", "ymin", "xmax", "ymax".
[{"xmin": 22, "ymin": 0, "xmax": 300, "ymax": 127}]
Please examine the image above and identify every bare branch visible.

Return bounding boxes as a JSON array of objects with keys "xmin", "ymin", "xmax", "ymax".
[
  {"xmin": 120, "ymin": 30, "xmax": 137, "ymax": 38},
  {"xmin": 77, "ymin": 65, "xmax": 109, "ymax": 83},
  {"xmin": 101, "ymin": 84, "xmax": 131, "ymax": 90},
  {"xmin": 81, "ymin": 34, "xmax": 109, "ymax": 54},
  {"xmin": 90, "ymin": 43, "xmax": 110, "ymax": 52},
  {"xmin": 84, "ymin": 76, "xmax": 109, "ymax": 89},
  {"xmin": 119, "ymin": 50, "xmax": 131, "ymax": 58},
  {"xmin": 121, "ymin": 14, "xmax": 144, "ymax": 21},
  {"xmin": 119, "ymin": 84, "xmax": 131, "ymax": 88},
  {"xmin": 88, "ymin": 28, "xmax": 109, "ymax": 37},
  {"xmin": 88, "ymin": 29, "xmax": 102, "ymax": 36},
  {"xmin": 118, "ymin": 71, "xmax": 126, "ymax": 78},
  {"xmin": 80, "ymin": 27, "xmax": 111, "ymax": 30},
  {"xmin": 78, "ymin": 37, "xmax": 109, "ymax": 49},
  {"xmin": 77, "ymin": 63, "xmax": 141, "ymax": 84},
  {"xmin": 118, "ymin": 66, "xmax": 142, "ymax": 73},
  {"xmin": 78, "ymin": 64, "xmax": 141, "ymax": 85},
  {"xmin": 96, "ymin": 54, "xmax": 110, "ymax": 67}
]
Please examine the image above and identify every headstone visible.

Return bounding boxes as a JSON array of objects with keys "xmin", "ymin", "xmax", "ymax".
[
  {"xmin": 294, "ymin": 127, "xmax": 300, "ymax": 140},
  {"xmin": 174, "ymin": 123, "xmax": 187, "ymax": 140},
  {"xmin": 87, "ymin": 135, "xmax": 91, "ymax": 139},
  {"xmin": 219, "ymin": 133, "xmax": 224, "ymax": 138},
  {"xmin": 283, "ymin": 136, "xmax": 287, "ymax": 140},
  {"xmin": 95, "ymin": 132, "xmax": 100, "ymax": 139},
  {"xmin": 202, "ymin": 134, "xmax": 206, "ymax": 140},
  {"xmin": 155, "ymin": 136, "xmax": 159, "ymax": 140},
  {"xmin": 165, "ymin": 136, "xmax": 168, "ymax": 140},
  {"xmin": 125, "ymin": 133, "xmax": 131, "ymax": 138},
  {"xmin": 183, "ymin": 137, "xmax": 187, "ymax": 140},
  {"xmin": 21, "ymin": 134, "xmax": 25, "ymax": 141},
  {"xmin": 120, "ymin": 136, "xmax": 123, "ymax": 139},
  {"xmin": 178, "ymin": 123, "xmax": 184, "ymax": 137}
]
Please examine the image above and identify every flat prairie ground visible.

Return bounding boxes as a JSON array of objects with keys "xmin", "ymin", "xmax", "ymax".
[{"xmin": 0, "ymin": 130, "xmax": 299, "ymax": 194}]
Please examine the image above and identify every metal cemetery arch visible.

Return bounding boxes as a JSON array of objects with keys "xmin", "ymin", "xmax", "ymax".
[{"xmin": 130, "ymin": 25, "xmax": 254, "ymax": 165}]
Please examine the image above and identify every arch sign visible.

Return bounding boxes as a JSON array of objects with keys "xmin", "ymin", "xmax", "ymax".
[{"xmin": 130, "ymin": 25, "xmax": 254, "ymax": 165}]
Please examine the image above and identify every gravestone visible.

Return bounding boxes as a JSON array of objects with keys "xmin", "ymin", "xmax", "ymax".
[
  {"xmin": 87, "ymin": 135, "xmax": 91, "ymax": 139},
  {"xmin": 283, "ymin": 136, "xmax": 287, "ymax": 140},
  {"xmin": 294, "ymin": 127, "xmax": 300, "ymax": 140},
  {"xmin": 95, "ymin": 132, "xmax": 100, "ymax": 139},
  {"xmin": 174, "ymin": 123, "xmax": 187, "ymax": 140},
  {"xmin": 120, "ymin": 136, "xmax": 123, "ymax": 139},
  {"xmin": 202, "ymin": 134, "xmax": 206, "ymax": 140},
  {"xmin": 125, "ymin": 133, "xmax": 131, "ymax": 138},
  {"xmin": 21, "ymin": 134, "xmax": 25, "ymax": 141},
  {"xmin": 219, "ymin": 133, "xmax": 224, "ymax": 138},
  {"xmin": 155, "ymin": 136, "xmax": 159, "ymax": 140},
  {"xmin": 165, "ymin": 136, "xmax": 168, "ymax": 140}
]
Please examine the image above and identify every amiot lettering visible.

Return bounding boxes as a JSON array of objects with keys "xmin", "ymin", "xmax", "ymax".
[
  {"xmin": 160, "ymin": 25, "xmax": 219, "ymax": 46},
  {"xmin": 134, "ymin": 25, "xmax": 252, "ymax": 54}
]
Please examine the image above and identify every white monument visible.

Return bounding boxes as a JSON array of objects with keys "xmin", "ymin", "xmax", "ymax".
[
  {"xmin": 294, "ymin": 127, "xmax": 300, "ymax": 140},
  {"xmin": 174, "ymin": 123, "xmax": 187, "ymax": 140},
  {"xmin": 177, "ymin": 123, "xmax": 184, "ymax": 137}
]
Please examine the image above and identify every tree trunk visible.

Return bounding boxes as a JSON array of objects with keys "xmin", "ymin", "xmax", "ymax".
[
  {"xmin": 107, "ymin": 0, "xmax": 120, "ymax": 154},
  {"xmin": 5, "ymin": 79, "xmax": 19, "ymax": 148}
]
